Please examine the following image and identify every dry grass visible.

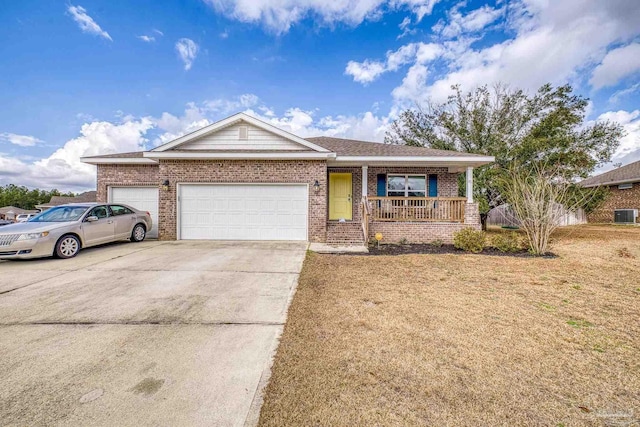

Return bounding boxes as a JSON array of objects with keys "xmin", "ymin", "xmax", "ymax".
[{"xmin": 258, "ymin": 225, "xmax": 640, "ymax": 427}]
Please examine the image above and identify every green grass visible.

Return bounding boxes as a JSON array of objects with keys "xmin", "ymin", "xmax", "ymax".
[{"xmin": 567, "ymin": 319, "xmax": 594, "ymax": 328}]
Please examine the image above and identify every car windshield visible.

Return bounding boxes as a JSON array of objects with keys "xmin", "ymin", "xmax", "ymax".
[{"xmin": 29, "ymin": 206, "xmax": 90, "ymax": 222}]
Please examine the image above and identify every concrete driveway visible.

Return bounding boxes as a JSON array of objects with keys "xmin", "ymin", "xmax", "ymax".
[{"xmin": 0, "ymin": 240, "xmax": 307, "ymax": 427}]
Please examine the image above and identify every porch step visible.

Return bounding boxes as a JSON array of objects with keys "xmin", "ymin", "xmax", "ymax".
[{"xmin": 326, "ymin": 222, "xmax": 366, "ymax": 245}]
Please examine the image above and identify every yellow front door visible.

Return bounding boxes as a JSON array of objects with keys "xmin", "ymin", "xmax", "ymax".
[{"xmin": 329, "ymin": 173, "xmax": 352, "ymax": 220}]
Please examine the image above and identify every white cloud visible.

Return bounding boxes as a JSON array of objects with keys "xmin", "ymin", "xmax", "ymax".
[
  {"xmin": 203, "ymin": 93, "xmax": 260, "ymax": 113},
  {"xmin": 137, "ymin": 35, "xmax": 155, "ymax": 42},
  {"xmin": 153, "ymin": 29, "xmax": 164, "ymax": 36},
  {"xmin": 201, "ymin": 0, "xmax": 441, "ymax": 34},
  {"xmin": 345, "ymin": 59, "xmax": 387, "ymax": 84},
  {"xmin": 598, "ymin": 110, "xmax": 640, "ymax": 162},
  {"xmin": 393, "ymin": 0, "xmax": 438, "ymax": 22},
  {"xmin": 175, "ymin": 38, "xmax": 199, "ymax": 70},
  {"xmin": 397, "ymin": 16, "xmax": 415, "ymax": 39},
  {"xmin": 609, "ymin": 83, "xmax": 640, "ymax": 104},
  {"xmin": 243, "ymin": 107, "xmax": 392, "ymax": 142},
  {"xmin": 346, "ymin": 42, "xmax": 442, "ymax": 84},
  {"xmin": 590, "ymin": 43, "xmax": 640, "ymax": 89},
  {"xmin": 67, "ymin": 5, "xmax": 112, "ymax": 41},
  {"xmin": 435, "ymin": 4, "xmax": 504, "ymax": 39},
  {"xmin": 153, "ymin": 106, "xmax": 211, "ymax": 146},
  {"xmin": 0, "ymin": 133, "xmax": 44, "ymax": 147},
  {"xmin": 377, "ymin": 0, "xmax": 640, "ymax": 104},
  {"xmin": 0, "ymin": 118, "xmax": 153, "ymax": 191},
  {"xmin": 399, "ymin": 16, "xmax": 411, "ymax": 30}
]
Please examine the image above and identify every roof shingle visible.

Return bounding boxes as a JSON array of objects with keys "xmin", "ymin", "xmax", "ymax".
[
  {"xmin": 40, "ymin": 191, "xmax": 97, "ymax": 207},
  {"xmin": 580, "ymin": 160, "xmax": 640, "ymax": 187},
  {"xmin": 305, "ymin": 136, "xmax": 486, "ymax": 157},
  {"xmin": 84, "ymin": 137, "xmax": 491, "ymax": 160}
]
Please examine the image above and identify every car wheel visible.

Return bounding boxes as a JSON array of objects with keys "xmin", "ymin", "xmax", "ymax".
[
  {"xmin": 131, "ymin": 224, "xmax": 146, "ymax": 242},
  {"xmin": 56, "ymin": 235, "xmax": 80, "ymax": 259}
]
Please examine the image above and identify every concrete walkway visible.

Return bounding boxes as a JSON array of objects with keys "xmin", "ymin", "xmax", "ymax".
[{"xmin": 0, "ymin": 240, "xmax": 306, "ymax": 427}]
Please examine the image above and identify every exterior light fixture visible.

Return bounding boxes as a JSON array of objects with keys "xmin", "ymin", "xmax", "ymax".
[
  {"xmin": 161, "ymin": 180, "xmax": 170, "ymax": 191},
  {"xmin": 313, "ymin": 180, "xmax": 320, "ymax": 193}
]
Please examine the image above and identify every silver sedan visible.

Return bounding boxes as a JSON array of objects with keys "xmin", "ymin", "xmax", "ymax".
[{"xmin": 0, "ymin": 203, "xmax": 153, "ymax": 260}]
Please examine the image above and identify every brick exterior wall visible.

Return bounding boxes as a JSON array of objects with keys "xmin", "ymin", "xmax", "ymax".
[
  {"xmin": 368, "ymin": 222, "xmax": 476, "ymax": 244},
  {"xmin": 587, "ymin": 183, "xmax": 640, "ymax": 223},
  {"xmin": 96, "ymin": 164, "xmax": 160, "ymax": 202},
  {"xmin": 464, "ymin": 202, "xmax": 480, "ymax": 225},
  {"xmin": 158, "ymin": 160, "xmax": 327, "ymax": 241}
]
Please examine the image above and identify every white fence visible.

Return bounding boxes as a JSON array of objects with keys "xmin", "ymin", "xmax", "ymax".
[{"xmin": 487, "ymin": 204, "xmax": 587, "ymax": 228}]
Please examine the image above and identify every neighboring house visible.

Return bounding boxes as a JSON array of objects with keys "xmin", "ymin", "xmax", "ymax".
[
  {"xmin": 81, "ymin": 113, "xmax": 494, "ymax": 244},
  {"xmin": 581, "ymin": 160, "xmax": 640, "ymax": 224},
  {"xmin": 35, "ymin": 191, "xmax": 97, "ymax": 212},
  {"xmin": 0, "ymin": 206, "xmax": 37, "ymax": 221}
]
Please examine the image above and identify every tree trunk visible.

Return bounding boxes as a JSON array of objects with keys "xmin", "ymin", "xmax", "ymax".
[{"xmin": 480, "ymin": 213, "xmax": 488, "ymax": 231}]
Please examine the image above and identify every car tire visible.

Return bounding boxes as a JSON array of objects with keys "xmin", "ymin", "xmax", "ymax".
[
  {"xmin": 55, "ymin": 235, "xmax": 81, "ymax": 259},
  {"xmin": 131, "ymin": 224, "xmax": 146, "ymax": 242}
]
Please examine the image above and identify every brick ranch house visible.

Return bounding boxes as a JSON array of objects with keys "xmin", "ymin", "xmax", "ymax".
[
  {"xmin": 81, "ymin": 113, "xmax": 494, "ymax": 245},
  {"xmin": 581, "ymin": 159, "xmax": 640, "ymax": 224}
]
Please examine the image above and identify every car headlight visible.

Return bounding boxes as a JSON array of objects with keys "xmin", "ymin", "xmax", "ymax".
[{"xmin": 17, "ymin": 231, "xmax": 49, "ymax": 240}]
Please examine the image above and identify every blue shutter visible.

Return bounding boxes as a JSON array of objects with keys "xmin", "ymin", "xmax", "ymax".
[
  {"xmin": 428, "ymin": 174, "xmax": 438, "ymax": 197},
  {"xmin": 377, "ymin": 174, "xmax": 386, "ymax": 196}
]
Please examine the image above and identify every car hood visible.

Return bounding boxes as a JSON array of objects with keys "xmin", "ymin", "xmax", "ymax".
[{"xmin": 0, "ymin": 221, "xmax": 75, "ymax": 235}]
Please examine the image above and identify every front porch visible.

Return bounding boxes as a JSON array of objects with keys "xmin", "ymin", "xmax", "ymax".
[{"xmin": 326, "ymin": 165, "xmax": 480, "ymax": 245}]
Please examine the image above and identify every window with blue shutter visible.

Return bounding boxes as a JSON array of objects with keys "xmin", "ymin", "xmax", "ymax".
[
  {"xmin": 377, "ymin": 174, "xmax": 386, "ymax": 196},
  {"xmin": 428, "ymin": 174, "xmax": 438, "ymax": 197}
]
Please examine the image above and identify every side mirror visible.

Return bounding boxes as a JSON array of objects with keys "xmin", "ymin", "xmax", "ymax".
[{"xmin": 86, "ymin": 216, "xmax": 99, "ymax": 222}]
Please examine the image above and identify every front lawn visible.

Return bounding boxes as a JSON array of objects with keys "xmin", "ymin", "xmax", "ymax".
[{"xmin": 259, "ymin": 225, "xmax": 640, "ymax": 426}]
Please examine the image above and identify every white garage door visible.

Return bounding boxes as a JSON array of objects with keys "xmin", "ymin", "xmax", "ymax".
[
  {"xmin": 179, "ymin": 184, "xmax": 308, "ymax": 241},
  {"xmin": 109, "ymin": 187, "xmax": 159, "ymax": 238}
]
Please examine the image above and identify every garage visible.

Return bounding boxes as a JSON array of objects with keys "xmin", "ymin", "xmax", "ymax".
[
  {"xmin": 179, "ymin": 184, "xmax": 308, "ymax": 241},
  {"xmin": 109, "ymin": 187, "xmax": 159, "ymax": 238}
]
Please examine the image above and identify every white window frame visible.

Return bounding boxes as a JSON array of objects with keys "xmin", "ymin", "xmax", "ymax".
[{"xmin": 386, "ymin": 174, "xmax": 427, "ymax": 197}]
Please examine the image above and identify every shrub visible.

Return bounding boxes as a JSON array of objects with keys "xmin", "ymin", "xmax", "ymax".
[
  {"xmin": 491, "ymin": 231, "xmax": 524, "ymax": 253},
  {"xmin": 430, "ymin": 239, "xmax": 444, "ymax": 247},
  {"xmin": 453, "ymin": 227, "xmax": 486, "ymax": 253}
]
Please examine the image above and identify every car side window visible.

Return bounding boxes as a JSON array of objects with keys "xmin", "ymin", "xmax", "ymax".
[
  {"xmin": 88, "ymin": 206, "xmax": 109, "ymax": 219},
  {"xmin": 110, "ymin": 205, "xmax": 134, "ymax": 216}
]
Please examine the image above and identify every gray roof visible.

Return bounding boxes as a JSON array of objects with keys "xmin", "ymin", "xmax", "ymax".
[
  {"xmin": 85, "ymin": 137, "xmax": 490, "ymax": 160},
  {"xmin": 39, "ymin": 191, "xmax": 97, "ymax": 207},
  {"xmin": 580, "ymin": 160, "xmax": 640, "ymax": 187},
  {"xmin": 85, "ymin": 151, "xmax": 145, "ymax": 159},
  {"xmin": 306, "ymin": 136, "xmax": 485, "ymax": 157},
  {"xmin": 0, "ymin": 206, "xmax": 31, "ymax": 214}
]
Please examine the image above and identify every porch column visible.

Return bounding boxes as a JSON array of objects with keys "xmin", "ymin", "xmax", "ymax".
[
  {"xmin": 362, "ymin": 165, "xmax": 368, "ymax": 198},
  {"xmin": 466, "ymin": 166, "xmax": 474, "ymax": 203}
]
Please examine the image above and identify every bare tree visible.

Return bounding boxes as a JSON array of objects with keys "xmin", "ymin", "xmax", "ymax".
[{"xmin": 499, "ymin": 165, "xmax": 597, "ymax": 255}]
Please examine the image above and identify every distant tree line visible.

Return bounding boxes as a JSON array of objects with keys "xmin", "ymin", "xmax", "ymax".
[{"xmin": 0, "ymin": 184, "xmax": 75, "ymax": 210}]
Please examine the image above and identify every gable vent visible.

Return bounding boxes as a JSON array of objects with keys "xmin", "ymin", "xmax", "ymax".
[{"xmin": 238, "ymin": 126, "xmax": 248, "ymax": 140}]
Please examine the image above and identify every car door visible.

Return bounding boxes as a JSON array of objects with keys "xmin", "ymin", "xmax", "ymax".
[
  {"xmin": 109, "ymin": 205, "xmax": 137, "ymax": 239},
  {"xmin": 82, "ymin": 205, "xmax": 115, "ymax": 246}
]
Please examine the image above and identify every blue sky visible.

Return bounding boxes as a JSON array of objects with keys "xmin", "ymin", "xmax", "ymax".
[{"xmin": 1, "ymin": 0, "xmax": 639, "ymax": 191}]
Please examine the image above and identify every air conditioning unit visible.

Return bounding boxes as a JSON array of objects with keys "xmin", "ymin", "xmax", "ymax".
[{"xmin": 614, "ymin": 209, "xmax": 638, "ymax": 224}]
